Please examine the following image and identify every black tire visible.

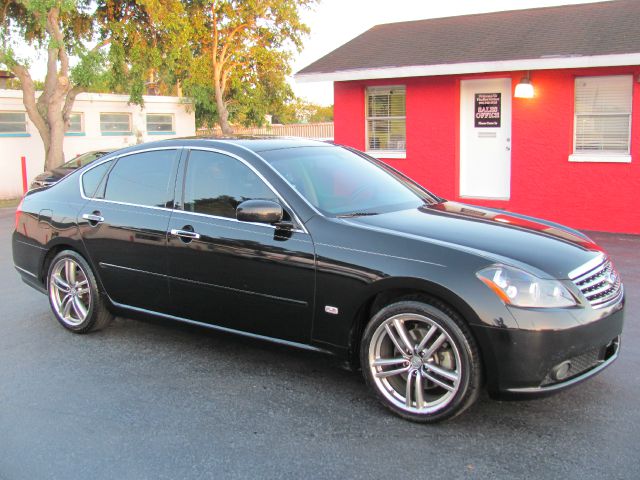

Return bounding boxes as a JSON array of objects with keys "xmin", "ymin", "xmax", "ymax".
[
  {"xmin": 360, "ymin": 296, "xmax": 481, "ymax": 423},
  {"xmin": 46, "ymin": 250, "xmax": 113, "ymax": 333}
]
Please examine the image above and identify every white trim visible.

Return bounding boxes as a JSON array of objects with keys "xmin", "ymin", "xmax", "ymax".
[
  {"xmin": 295, "ymin": 53, "xmax": 640, "ymax": 83},
  {"xmin": 366, "ymin": 151, "xmax": 406, "ymax": 159},
  {"xmin": 0, "ymin": 88, "xmax": 192, "ymax": 104},
  {"xmin": 568, "ymin": 154, "xmax": 632, "ymax": 163}
]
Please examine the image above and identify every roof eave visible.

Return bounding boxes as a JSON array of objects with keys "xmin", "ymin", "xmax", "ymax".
[{"xmin": 295, "ymin": 53, "xmax": 640, "ymax": 83}]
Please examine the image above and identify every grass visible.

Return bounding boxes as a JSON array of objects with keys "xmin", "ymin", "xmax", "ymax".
[{"xmin": 0, "ymin": 197, "xmax": 21, "ymax": 208}]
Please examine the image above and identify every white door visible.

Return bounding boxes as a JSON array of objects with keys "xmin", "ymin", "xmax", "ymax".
[{"xmin": 459, "ymin": 78, "xmax": 512, "ymax": 199}]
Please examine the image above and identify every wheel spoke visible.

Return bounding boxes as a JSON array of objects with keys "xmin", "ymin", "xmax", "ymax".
[
  {"xmin": 425, "ymin": 363, "xmax": 459, "ymax": 383},
  {"xmin": 422, "ymin": 333, "xmax": 447, "ymax": 360},
  {"xmin": 61, "ymin": 294, "xmax": 73, "ymax": 318},
  {"xmin": 423, "ymin": 371, "xmax": 455, "ymax": 392},
  {"xmin": 415, "ymin": 325, "xmax": 437, "ymax": 354},
  {"xmin": 65, "ymin": 260, "xmax": 77, "ymax": 284},
  {"xmin": 52, "ymin": 274, "xmax": 70, "ymax": 293},
  {"xmin": 72, "ymin": 296, "xmax": 87, "ymax": 320},
  {"xmin": 415, "ymin": 370, "xmax": 425, "ymax": 409},
  {"xmin": 392, "ymin": 318, "xmax": 414, "ymax": 353},
  {"xmin": 405, "ymin": 370, "xmax": 415, "ymax": 408},
  {"xmin": 384, "ymin": 324, "xmax": 409, "ymax": 357},
  {"xmin": 77, "ymin": 279, "xmax": 90, "ymax": 295},
  {"xmin": 373, "ymin": 357, "xmax": 408, "ymax": 367},
  {"xmin": 374, "ymin": 365, "xmax": 410, "ymax": 378}
]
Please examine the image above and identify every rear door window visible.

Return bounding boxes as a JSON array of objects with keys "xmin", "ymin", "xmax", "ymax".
[{"xmin": 103, "ymin": 149, "xmax": 177, "ymax": 208}]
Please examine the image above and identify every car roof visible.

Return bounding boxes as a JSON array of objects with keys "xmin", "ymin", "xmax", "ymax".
[
  {"xmin": 194, "ymin": 136, "xmax": 332, "ymax": 153},
  {"xmin": 101, "ymin": 137, "xmax": 335, "ymax": 160}
]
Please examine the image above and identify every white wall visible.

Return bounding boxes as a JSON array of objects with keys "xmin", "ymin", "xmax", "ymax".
[{"xmin": 0, "ymin": 90, "xmax": 196, "ymax": 198}]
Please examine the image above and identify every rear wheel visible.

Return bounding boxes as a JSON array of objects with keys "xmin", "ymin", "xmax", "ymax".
[
  {"xmin": 361, "ymin": 298, "xmax": 481, "ymax": 422},
  {"xmin": 47, "ymin": 250, "xmax": 113, "ymax": 333}
]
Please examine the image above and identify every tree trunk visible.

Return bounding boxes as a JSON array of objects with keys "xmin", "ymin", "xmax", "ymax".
[
  {"xmin": 214, "ymin": 79, "xmax": 233, "ymax": 135},
  {"xmin": 44, "ymin": 110, "xmax": 66, "ymax": 171}
]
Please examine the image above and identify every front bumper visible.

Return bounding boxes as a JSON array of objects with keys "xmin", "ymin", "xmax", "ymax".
[{"xmin": 472, "ymin": 300, "xmax": 624, "ymax": 398}]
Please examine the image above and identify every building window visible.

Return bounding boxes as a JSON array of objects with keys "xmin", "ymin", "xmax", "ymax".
[
  {"xmin": 571, "ymin": 75, "xmax": 633, "ymax": 163},
  {"xmin": 366, "ymin": 86, "xmax": 406, "ymax": 157},
  {"xmin": 146, "ymin": 113, "xmax": 175, "ymax": 134},
  {"xmin": 66, "ymin": 112, "xmax": 84, "ymax": 135},
  {"xmin": 100, "ymin": 113, "xmax": 132, "ymax": 135},
  {"xmin": 0, "ymin": 111, "xmax": 28, "ymax": 136}
]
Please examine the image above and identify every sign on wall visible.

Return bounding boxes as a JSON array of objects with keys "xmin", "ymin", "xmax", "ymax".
[{"xmin": 474, "ymin": 93, "xmax": 501, "ymax": 128}]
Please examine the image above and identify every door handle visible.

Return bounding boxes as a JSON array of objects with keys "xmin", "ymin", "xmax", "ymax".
[
  {"xmin": 82, "ymin": 213, "xmax": 104, "ymax": 226},
  {"xmin": 170, "ymin": 229, "xmax": 201, "ymax": 240}
]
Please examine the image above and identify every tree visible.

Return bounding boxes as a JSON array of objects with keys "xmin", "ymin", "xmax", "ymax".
[
  {"xmin": 271, "ymin": 99, "xmax": 332, "ymax": 124},
  {"xmin": 0, "ymin": 0, "xmax": 190, "ymax": 170},
  {"xmin": 1, "ymin": 0, "xmax": 98, "ymax": 170},
  {"xmin": 185, "ymin": 0, "xmax": 316, "ymax": 134}
]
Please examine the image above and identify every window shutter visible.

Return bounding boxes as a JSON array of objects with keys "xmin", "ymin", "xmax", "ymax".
[{"xmin": 574, "ymin": 76, "xmax": 632, "ymax": 154}]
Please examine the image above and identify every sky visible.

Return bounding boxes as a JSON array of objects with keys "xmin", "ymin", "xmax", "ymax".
[{"xmin": 291, "ymin": 0, "xmax": 610, "ymax": 105}]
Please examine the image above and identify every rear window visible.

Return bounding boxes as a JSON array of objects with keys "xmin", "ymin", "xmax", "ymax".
[
  {"xmin": 103, "ymin": 150, "xmax": 177, "ymax": 207},
  {"xmin": 82, "ymin": 160, "xmax": 113, "ymax": 198}
]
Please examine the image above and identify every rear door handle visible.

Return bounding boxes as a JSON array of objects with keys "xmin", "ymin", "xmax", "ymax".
[
  {"xmin": 170, "ymin": 229, "xmax": 201, "ymax": 240},
  {"xmin": 82, "ymin": 213, "xmax": 104, "ymax": 225}
]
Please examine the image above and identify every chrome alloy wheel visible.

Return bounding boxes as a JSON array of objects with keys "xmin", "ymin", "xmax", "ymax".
[
  {"xmin": 368, "ymin": 313, "xmax": 462, "ymax": 414},
  {"xmin": 49, "ymin": 257, "xmax": 92, "ymax": 326}
]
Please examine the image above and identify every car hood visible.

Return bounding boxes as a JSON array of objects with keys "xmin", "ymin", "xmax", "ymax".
[{"xmin": 344, "ymin": 201, "xmax": 602, "ymax": 279}]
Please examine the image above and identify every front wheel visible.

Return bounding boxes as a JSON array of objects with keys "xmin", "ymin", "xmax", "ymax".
[
  {"xmin": 361, "ymin": 298, "xmax": 481, "ymax": 422},
  {"xmin": 47, "ymin": 250, "xmax": 113, "ymax": 333}
]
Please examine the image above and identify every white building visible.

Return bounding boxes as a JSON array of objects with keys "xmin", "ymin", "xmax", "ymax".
[{"xmin": 0, "ymin": 90, "xmax": 196, "ymax": 198}]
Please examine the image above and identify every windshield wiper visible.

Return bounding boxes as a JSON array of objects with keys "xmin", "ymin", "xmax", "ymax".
[{"xmin": 336, "ymin": 212, "xmax": 380, "ymax": 218}]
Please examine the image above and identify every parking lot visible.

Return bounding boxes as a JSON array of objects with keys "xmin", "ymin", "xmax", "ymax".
[{"xmin": 1, "ymin": 205, "xmax": 638, "ymax": 479}]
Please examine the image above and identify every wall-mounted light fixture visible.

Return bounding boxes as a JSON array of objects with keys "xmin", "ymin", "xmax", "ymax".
[{"xmin": 514, "ymin": 72, "xmax": 535, "ymax": 98}]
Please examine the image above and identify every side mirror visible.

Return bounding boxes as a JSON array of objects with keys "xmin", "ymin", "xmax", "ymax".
[{"xmin": 236, "ymin": 199, "xmax": 283, "ymax": 224}]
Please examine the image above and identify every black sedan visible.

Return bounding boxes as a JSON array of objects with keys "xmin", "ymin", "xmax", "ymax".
[
  {"xmin": 12, "ymin": 138, "xmax": 624, "ymax": 422},
  {"xmin": 29, "ymin": 149, "xmax": 113, "ymax": 190}
]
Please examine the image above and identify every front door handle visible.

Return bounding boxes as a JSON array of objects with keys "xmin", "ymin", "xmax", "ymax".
[
  {"xmin": 170, "ymin": 228, "xmax": 201, "ymax": 240},
  {"xmin": 82, "ymin": 212, "xmax": 104, "ymax": 226}
]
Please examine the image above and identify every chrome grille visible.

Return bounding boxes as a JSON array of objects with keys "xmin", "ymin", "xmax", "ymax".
[{"xmin": 572, "ymin": 259, "xmax": 622, "ymax": 308}]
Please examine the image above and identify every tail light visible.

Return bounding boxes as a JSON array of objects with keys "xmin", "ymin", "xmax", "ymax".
[{"xmin": 15, "ymin": 196, "xmax": 24, "ymax": 231}]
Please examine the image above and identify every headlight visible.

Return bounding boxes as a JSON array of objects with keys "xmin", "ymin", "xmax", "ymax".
[{"xmin": 476, "ymin": 265, "xmax": 576, "ymax": 308}]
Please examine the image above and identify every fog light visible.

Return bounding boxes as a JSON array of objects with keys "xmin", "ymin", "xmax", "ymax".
[{"xmin": 551, "ymin": 361, "xmax": 572, "ymax": 381}]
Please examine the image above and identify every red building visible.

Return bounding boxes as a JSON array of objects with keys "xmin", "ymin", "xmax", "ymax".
[{"xmin": 297, "ymin": 0, "xmax": 640, "ymax": 234}]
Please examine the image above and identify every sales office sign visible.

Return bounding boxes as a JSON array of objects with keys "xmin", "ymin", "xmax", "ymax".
[{"xmin": 474, "ymin": 93, "xmax": 501, "ymax": 128}]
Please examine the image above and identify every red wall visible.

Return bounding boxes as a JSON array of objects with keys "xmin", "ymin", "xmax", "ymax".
[{"xmin": 334, "ymin": 67, "xmax": 640, "ymax": 234}]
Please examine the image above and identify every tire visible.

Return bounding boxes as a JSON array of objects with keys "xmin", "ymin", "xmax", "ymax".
[
  {"xmin": 360, "ymin": 297, "xmax": 481, "ymax": 423},
  {"xmin": 47, "ymin": 250, "xmax": 113, "ymax": 333}
]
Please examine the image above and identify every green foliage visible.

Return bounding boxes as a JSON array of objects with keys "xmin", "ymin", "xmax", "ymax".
[
  {"xmin": 183, "ymin": 0, "xmax": 317, "ymax": 129},
  {"xmin": 1, "ymin": 0, "xmax": 320, "ymax": 130},
  {"xmin": 271, "ymin": 99, "xmax": 333, "ymax": 124}
]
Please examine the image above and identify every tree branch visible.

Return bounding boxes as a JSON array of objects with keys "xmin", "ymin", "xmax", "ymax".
[
  {"xmin": 219, "ymin": 22, "xmax": 249, "ymax": 66},
  {"xmin": 9, "ymin": 63, "xmax": 50, "ymax": 142},
  {"xmin": 62, "ymin": 85, "xmax": 86, "ymax": 126},
  {"xmin": 45, "ymin": 7, "xmax": 69, "ymax": 76}
]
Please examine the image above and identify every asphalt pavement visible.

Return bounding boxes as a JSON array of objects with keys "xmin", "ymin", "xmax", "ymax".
[{"xmin": 0, "ymin": 206, "xmax": 638, "ymax": 479}]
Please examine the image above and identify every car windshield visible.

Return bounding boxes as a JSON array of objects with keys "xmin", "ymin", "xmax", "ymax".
[
  {"xmin": 260, "ymin": 146, "xmax": 434, "ymax": 216},
  {"xmin": 61, "ymin": 151, "xmax": 109, "ymax": 170}
]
